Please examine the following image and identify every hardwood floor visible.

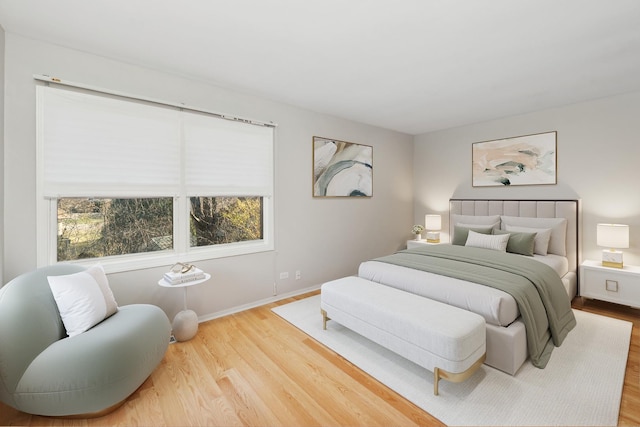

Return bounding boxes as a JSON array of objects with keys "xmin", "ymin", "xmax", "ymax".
[{"xmin": 0, "ymin": 291, "xmax": 638, "ymax": 426}]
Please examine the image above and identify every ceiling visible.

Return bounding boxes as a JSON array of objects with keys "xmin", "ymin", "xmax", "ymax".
[{"xmin": 1, "ymin": 0, "xmax": 640, "ymax": 135}]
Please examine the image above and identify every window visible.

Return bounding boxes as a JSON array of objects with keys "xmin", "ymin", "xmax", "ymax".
[
  {"xmin": 57, "ymin": 197, "xmax": 174, "ymax": 261},
  {"xmin": 37, "ymin": 84, "xmax": 274, "ymax": 272},
  {"xmin": 190, "ymin": 196, "xmax": 263, "ymax": 247}
]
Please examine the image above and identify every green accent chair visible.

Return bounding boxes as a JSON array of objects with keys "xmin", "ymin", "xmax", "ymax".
[{"xmin": 0, "ymin": 264, "xmax": 171, "ymax": 416}]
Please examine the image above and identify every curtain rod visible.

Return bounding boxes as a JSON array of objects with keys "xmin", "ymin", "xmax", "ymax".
[{"xmin": 33, "ymin": 74, "xmax": 278, "ymax": 128}]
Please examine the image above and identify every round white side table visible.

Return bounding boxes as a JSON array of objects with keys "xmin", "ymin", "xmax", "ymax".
[{"xmin": 158, "ymin": 273, "xmax": 210, "ymax": 342}]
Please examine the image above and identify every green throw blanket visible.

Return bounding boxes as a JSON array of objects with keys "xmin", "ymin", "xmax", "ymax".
[{"xmin": 373, "ymin": 244, "xmax": 576, "ymax": 368}]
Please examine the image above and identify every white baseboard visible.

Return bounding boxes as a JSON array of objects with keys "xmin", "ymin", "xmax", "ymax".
[{"xmin": 196, "ymin": 283, "xmax": 322, "ymax": 324}]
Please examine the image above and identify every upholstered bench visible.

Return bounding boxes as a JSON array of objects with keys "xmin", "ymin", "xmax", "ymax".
[{"xmin": 320, "ymin": 276, "xmax": 486, "ymax": 395}]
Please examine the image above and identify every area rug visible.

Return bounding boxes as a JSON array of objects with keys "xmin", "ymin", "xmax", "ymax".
[{"xmin": 272, "ymin": 295, "xmax": 632, "ymax": 426}]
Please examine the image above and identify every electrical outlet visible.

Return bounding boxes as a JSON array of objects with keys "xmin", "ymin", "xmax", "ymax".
[
  {"xmin": 295, "ymin": 270, "xmax": 301, "ymax": 280},
  {"xmin": 279, "ymin": 272, "xmax": 289, "ymax": 279}
]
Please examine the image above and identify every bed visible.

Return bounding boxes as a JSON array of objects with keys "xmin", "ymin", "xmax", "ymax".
[{"xmin": 358, "ymin": 199, "xmax": 580, "ymax": 375}]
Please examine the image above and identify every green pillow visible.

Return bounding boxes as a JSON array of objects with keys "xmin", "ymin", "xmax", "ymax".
[
  {"xmin": 452, "ymin": 225, "xmax": 493, "ymax": 246},
  {"xmin": 493, "ymin": 229, "xmax": 537, "ymax": 256}
]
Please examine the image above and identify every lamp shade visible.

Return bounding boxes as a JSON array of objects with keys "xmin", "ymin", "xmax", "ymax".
[
  {"xmin": 597, "ymin": 224, "xmax": 629, "ymax": 249},
  {"xmin": 425, "ymin": 214, "xmax": 442, "ymax": 231}
]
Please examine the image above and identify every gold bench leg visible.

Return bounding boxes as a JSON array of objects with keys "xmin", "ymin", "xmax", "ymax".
[
  {"xmin": 321, "ymin": 309, "xmax": 330, "ymax": 330},
  {"xmin": 433, "ymin": 353, "xmax": 486, "ymax": 396}
]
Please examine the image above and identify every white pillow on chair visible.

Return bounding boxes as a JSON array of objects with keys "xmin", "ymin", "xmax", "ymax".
[{"xmin": 47, "ymin": 264, "xmax": 118, "ymax": 337}]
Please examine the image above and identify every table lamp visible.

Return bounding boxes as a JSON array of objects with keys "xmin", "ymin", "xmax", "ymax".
[
  {"xmin": 425, "ymin": 214, "xmax": 442, "ymax": 243},
  {"xmin": 597, "ymin": 223, "xmax": 629, "ymax": 268}
]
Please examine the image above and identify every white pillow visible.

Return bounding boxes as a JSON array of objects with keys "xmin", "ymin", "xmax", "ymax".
[
  {"xmin": 465, "ymin": 230, "xmax": 510, "ymax": 252},
  {"xmin": 452, "ymin": 214, "xmax": 501, "ymax": 227},
  {"xmin": 500, "ymin": 216, "xmax": 567, "ymax": 256},
  {"xmin": 505, "ymin": 225, "xmax": 552, "ymax": 256},
  {"xmin": 457, "ymin": 221, "xmax": 500, "ymax": 232},
  {"xmin": 47, "ymin": 264, "xmax": 118, "ymax": 337}
]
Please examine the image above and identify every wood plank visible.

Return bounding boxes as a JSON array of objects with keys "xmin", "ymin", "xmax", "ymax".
[
  {"xmin": 236, "ymin": 307, "xmax": 426, "ymax": 426},
  {"xmin": 216, "ymin": 368, "xmax": 282, "ymax": 427},
  {"xmin": 0, "ymin": 291, "xmax": 637, "ymax": 426},
  {"xmin": 203, "ymin": 311, "xmax": 340, "ymax": 426}
]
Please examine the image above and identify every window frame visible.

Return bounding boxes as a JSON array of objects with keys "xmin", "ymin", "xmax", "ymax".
[{"xmin": 35, "ymin": 80, "xmax": 275, "ymax": 274}]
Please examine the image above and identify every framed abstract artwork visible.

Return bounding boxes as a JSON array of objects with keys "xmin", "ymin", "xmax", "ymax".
[
  {"xmin": 312, "ymin": 136, "xmax": 373, "ymax": 197},
  {"xmin": 472, "ymin": 131, "xmax": 557, "ymax": 187}
]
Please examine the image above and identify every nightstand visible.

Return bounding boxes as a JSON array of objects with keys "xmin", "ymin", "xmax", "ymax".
[
  {"xmin": 406, "ymin": 239, "xmax": 440, "ymax": 249},
  {"xmin": 580, "ymin": 260, "xmax": 640, "ymax": 308}
]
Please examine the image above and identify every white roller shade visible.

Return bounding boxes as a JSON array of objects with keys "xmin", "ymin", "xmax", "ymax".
[
  {"xmin": 38, "ymin": 86, "xmax": 182, "ymax": 197},
  {"xmin": 183, "ymin": 111, "xmax": 274, "ymax": 196}
]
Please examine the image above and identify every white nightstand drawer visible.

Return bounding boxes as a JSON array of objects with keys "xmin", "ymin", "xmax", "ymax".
[{"xmin": 580, "ymin": 260, "xmax": 640, "ymax": 308}]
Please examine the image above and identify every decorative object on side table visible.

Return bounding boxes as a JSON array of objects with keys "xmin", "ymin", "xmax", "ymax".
[
  {"xmin": 164, "ymin": 262, "xmax": 205, "ymax": 284},
  {"xmin": 425, "ymin": 214, "xmax": 442, "ymax": 243},
  {"xmin": 597, "ymin": 223, "xmax": 629, "ymax": 268},
  {"xmin": 159, "ymin": 263, "xmax": 211, "ymax": 342},
  {"xmin": 412, "ymin": 224, "xmax": 424, "ymax": 241}
]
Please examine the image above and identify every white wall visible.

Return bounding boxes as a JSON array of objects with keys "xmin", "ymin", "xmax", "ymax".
[
  {"xmin": 414, "ymin": 91, "xmax": 640, "ymax": 267},
  {"xmin": 2, "ymin": 34, "xmax": 414, "ymax": 320},
  {"xmin": 0, "ymin": 25, "xmax": 4, "ymax": 282}
]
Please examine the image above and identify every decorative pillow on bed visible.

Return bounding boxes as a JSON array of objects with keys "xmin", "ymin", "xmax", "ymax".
[
  {"xmin": 500, "ymin": 216, "xmax": 567, "ymax": 256},
  {"xmin": 47, "ymin": 264, "xmax": 118, "ymax": 337},
  {"xmin": 505, "ymin": 225, "xmax": 551, "ymax": 256},
  {"xmin": 451, "ymin": 214, "xmax": 500, "ymax": 229},
  {"xmin": 493, "ymin": 229, "xmax": 536, "ymax": 256},
  {"xmin": 452, "ymin": 225, "xmax": 494, "ymax": 246},
  {"xmin": 465, "ymin": 230, "xmax": 510, "ymax": 252},
  {"xmin": 457, "ymin": 221, "xmax": 500, "ymax": 231}
]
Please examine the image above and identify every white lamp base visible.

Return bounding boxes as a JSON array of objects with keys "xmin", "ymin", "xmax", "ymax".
[
  {"xmin": 426, "ymin": 231, "xmax": 440, "ymax": 244},
  {"xmin": 602, "ymin": 249, "xmax": 624, "ymax": 268}
]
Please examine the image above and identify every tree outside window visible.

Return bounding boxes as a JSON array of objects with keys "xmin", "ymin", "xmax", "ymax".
[{"xmin": 57, "ymin": 197, "xmax": 263, "ymax": 261}]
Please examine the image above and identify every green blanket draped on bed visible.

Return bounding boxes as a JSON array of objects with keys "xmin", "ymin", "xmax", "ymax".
[{"xmin": 373, "ymin": 244, "xmax": 576, "ymax": 368}]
